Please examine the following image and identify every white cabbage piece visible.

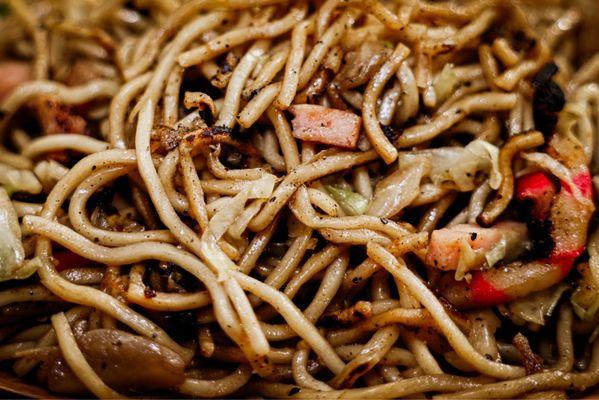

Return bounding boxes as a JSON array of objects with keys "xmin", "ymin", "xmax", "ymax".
[
  {"xmin": 325, "ymin": 185, "xmax": 369, "ymax": 216},
  {"xmin": 367, "ymin": 154, "xmax": 430, "ymax": 218},
  {"xmin": 0, "ymin": 162, "xmax": 42, "ymax": 195},
  {"xmin": 0, "ymin": 187, "xmax": 36, "ymax": 281},
  {"xmin": 398, "ymin": 140, "xmax": 501, "ymax": 192},
  {"xmin": 500, "ymin": 284, "xmax": 569, "ymax": 328}
]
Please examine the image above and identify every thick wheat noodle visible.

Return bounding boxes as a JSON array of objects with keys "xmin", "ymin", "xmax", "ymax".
[
  {"xmin": 335, "ymin": 345, "xmax": 416, "ymax": 367},
  {"xmin": 216, "ymin": 39, "xmax": 271, "ymax": 128},
  {"xmin": 307, "ymin": 188, "xmax": 341, "ymax": 216},
  {"xmin": 108, "ymin": 73, "xmax": 151, "ymax": 149},
  {"xmin": 245, "ymin": 44, "xmax": 290, "ymax": 98},
  {"xmin": 1, "ymin": 1, "xmax": 598, "ymax": 397},
  {"xmin": 0, "ymin": 285, "xmax": 57, "ymax": 307},
  {"xmin": 51, "ymin": 312, "xmax": 122, "ymax": 399},
  {"xmin": 126, "ymin": 265, "xmax": 211, "ymax": 311},
  {"xmin": 157, "ymin": 150, "xmax": 188, "ymax": 212},
  {"xmin": 367, "ymin": 243, "xmax": 525, "ymax": 379},
  {"xmin": 293, "ymin": 347, "xmax": 333, "ymax": 391},
  {"xmin": 130, "ymin": 12, "xmax": 230, "ymax": 121},
  {"xmin": 250, "ymin": 374, "xmax": 488, "ymax": 399},
  {"xmin": 478, "ymin": 130, "xmax": 545, "ymax": 225},
  {"xmin": 553, "ymin": 305, "xmax": 574, "ymax": 372},
  {"xmin": 492, "ymin": 38, "xmax": 520, "ymax": 67},
  {"xmin": 260, "ymin": 226, "xmax": 313, "ymax": 291},
  {"xmin": 68, "ymin": 166, "xmax": 176, "ymax": 245},
  {"xmin": 397, "ymin": 92, "xmax": 518, "ymax": 147},
  {"xmin": 342, "ymin": 232, "xmax": 428, "ymax": 294},
  {"xmin": 0, "ymin": 147, "xmax": 33, "ymax": 169},
  {"xmin": 284, "ymin": 244, "xmax": 343, "ymax": 299},
  {"xmin": 331, "ymin": 325, "xmax": 400, "ymax": 388},
  {"xmin": 237, "ymin": 82, "xmax": 281, "ymax": 128},
  {"xmin": 122, "ymin": 0, "xmax": 286, "ymax": 79},
  {"xmin": 8, "ymin": 0, "xmax": 48, "ymax": 80},
  {"xmin": 478, "ymin": 44, "xmax": 500, "ymax": 92},
  {"xmin": 571, "ymin": 53, "xmax": 599, "ymax": 88},
  {"xmin": 257, "ymin": 254, "xmax": 349, "ymax": 341},
  {"xmin": 249, "ymin": 150, "xmax": 378, "ymax": 231},
  {"xmin": 266, "ymin": 107, "xmax": 301, "ymax": 172},
  {"xmin": 319, "ymin": 228, "xmax": 392, "ymax": 246},
  {"xmin": 24, "ymin": 216, "xmax": 242, "ymax": 352},
  {"xmin": 135, "ymin": 101, "xmax": 270, "ymax": 358},
  {"xmin": 232, "ymin": 271, "xmax": 346, "ymax": 374},
  {"xmin": 302, "ymin": 255, "xmax": 348, "ymax": 322},
  {"xmin": 289, "ymin": 186, "xmax": 412, "ymax": 239},
  {"xmin": 228, "ymin": 199, "xmax": 266, "ymax": 238},
  {"xmin": 436, "ymin": 341, "xmax": 599, "ymax": 399},
  {"xmin": 275, "ymin": 19, "xmax": 312, "ymax": 109},
  {"xmin": 11, "ymin": 200, "xmax": 42, "ymax": 217},
  {"xmin": 179, "ymin": 148, "xmax": 209, "ymax": 231},
  {"xmin": 22, "ymin": 135, "xmax": 109, "ymax": 158},
  {"xmin": 163, "ymin": 65, "xmax": 184, "ymax": 127},
  {"xmin": 297, "ymin": 11, "xmax": 358, "ymax": 90},
  {"xmin": 418, "ymin": 192, "xmax": 457, "ymax": 233},
  {"xmin": 177, "ymin": 4, "xmax": 307, "ymax": 68},
  {"xmin": 178, "ymin": 365, "xmax": 253, "ymax": 397},
  {"xmin": 12, "ymin": 307, "xmax": 91, "ymax": 377},
  {"xmin": 363, "ymin": 43, "xmax": 410, "ymax": 164},
  {"xmin": 0, "ymin": 80, "xmax": 119, "ymax": 115},
  {"xmin": 436, "ymin": 77, "xmax": 489, "ymax": 114}
]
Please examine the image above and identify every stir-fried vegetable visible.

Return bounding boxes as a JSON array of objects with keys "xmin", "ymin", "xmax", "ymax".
[
  {"xmin": 0, "ymin": 162, "xmax": 42, "ymax": 195},
  {"xmin": 325, "ymin": 185, "xmax": 369, "ymax": 216},
  {"xmin": 398, "ymin": 140, "xmax": 501, "ymax": 192},
  {"xmin": 367, "ymin": 155, "xmax": 429, "ymax": 217},
  {"xmin": 0, "ymin": 188, "xmax": 34, "ymax": 281},
  {"xmin": 500, "ymin": 284, "xmax": 569, "ymax": 328}
]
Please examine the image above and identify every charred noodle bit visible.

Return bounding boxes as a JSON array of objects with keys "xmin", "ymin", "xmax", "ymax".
[{"xmin": 0, "ymin": 0, "xmax": 598, "ymax": 398}]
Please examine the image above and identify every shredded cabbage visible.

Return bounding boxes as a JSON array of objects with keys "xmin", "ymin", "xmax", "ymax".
[
  {"xmin": 325, "ymin": 185, "xmax": 369, "ymax": 216},
  {"xmin": 399, "ymin": 140, "xmax": 501, "ymax": 192},
  {"xmin": 367, "ymin": 155, "xmax": 429, "ymax": 218},
  {"xmin": 502, "ymin": 284, "xmax": 569, "ymax": 327},
  {"xmin": 0, "ymin": 187, "xmax": 35, "ymax": 281},
  {"xmin": 434, "ymin": 63, "xmax": 459, "ymax": 103},
  {"xmin": 0, "ymin": 162, "xmax": 42, "ymax": 195}
]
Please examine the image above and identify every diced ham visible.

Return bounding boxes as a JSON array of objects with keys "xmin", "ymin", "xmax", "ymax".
[
  {"xmin": 426, "ymin": 222, "xmax": 528, "ymax": 271},
  {"xmin": 0, "ymin": 61, "xmax": 32, "ymax": 102},
  {"xmin": 288, "ymin": 104, "xmax": 361, "ymax": 149},
  {"xmin": 34, "ymin": 95, "xmax": 87, "ymax": 135}
]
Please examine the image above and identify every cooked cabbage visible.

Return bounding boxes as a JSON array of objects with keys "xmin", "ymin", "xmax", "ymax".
[
  {"xmin": 398, "ymin": 140, "xmax": 501, "ymax": 192},
  {"xmin": 367, "ymin": 155, "xmax": 429, "ymax": 218},
  {"xmin": 325, "ymin": 185, "xmax": 369, "ymax": 216},
  {"xmin": 0, "ymin": 187, "xmax": 36, "ymax": 281},
  {"xmin": 500, "ymin": 284, "xmax": 569, "ymax": 328},
  {"xmin": 0, "ymin": 162, "xmax": 42, "ymax": 195}
]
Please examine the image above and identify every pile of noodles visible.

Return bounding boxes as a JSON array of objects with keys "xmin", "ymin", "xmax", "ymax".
[{"xmin": 0, "ymin": 0, "xmax": 597, "ymax": 398}]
